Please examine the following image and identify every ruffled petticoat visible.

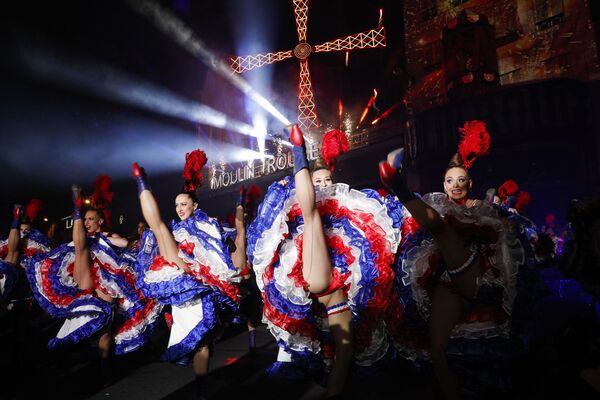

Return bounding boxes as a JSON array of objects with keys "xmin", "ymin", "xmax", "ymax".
[
  {"xmin": 1, "ymin": 229, "xmax": 50, "ymax": 306},
  {"xmin": 27, "ymin": 233, "xmax": 162, "ymax": 354},
  {"xmin": 247, "ymin": 177, "xmax": 401, "ymax": 374},
  {"xmin": 389, "ymin": 193, "xmax": 543, "ymax": 390},
  {"xmin": 135, "ymin": 209, "xmax": 240, "ymax": 361}
]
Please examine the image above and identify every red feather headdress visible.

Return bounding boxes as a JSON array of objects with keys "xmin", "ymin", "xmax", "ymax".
[
  {"xmin": 457, "ymin": 120, "xmax": 491, "ymax": 169},
  {"xmin": 497, "ymin": 179, "xmax": 519, "ymax": 200},
  {"xmin": 515, "ymin": 191, "xmax": 531, "ymax": 213},
  {"xmin": 91, "ymin": 175, "xmax": 114, "ymax": 226},
  {"xmin": 25, "ymin": 198, "xmax": 43, "ymax": 222},
  {"xmin": 182, "ymin": 149, "xmax": 208, "ymax": 192},
  {"xmin": 321, "ymin": 129, "xmax": 349, "ymax": 171}
]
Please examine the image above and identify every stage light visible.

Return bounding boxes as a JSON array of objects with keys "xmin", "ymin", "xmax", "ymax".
[
  {"xmin": 236, "ymin": 149, "xmax": 273, "ymax": 162},
  {"xmin": 84, "ymin": 199, "xmax": 91, "ymax": 205},
  {"xmin": 43, "ymin": 217, "xmax": 48, "ymax": 222},
  {"xmin": 252, "ymin": 114, "xmax": 267, "ymax": 157},
  {"xmin": 18, "ymin": 41, "xmax": 260, "ymax": 139},
  {"xmin": 126, "ymin": 0, "xmax": 291, "ymax": 126}
]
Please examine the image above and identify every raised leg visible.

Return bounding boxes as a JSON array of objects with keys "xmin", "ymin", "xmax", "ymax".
[
  {"xmin": 288, "ymin": 125, "xmax": 332, "ymax": 294},
  {"xmin": 379, "ymin": 149, "xmax": 478, "ymax": 298},
  {"xmin": 71, "ymin": 185, "xmax": 94, "ymax": 291},
  {"xmin": 132, "ymin": 163, "xmax": 187, "ymax": 270},
  {"xmin": 5, "ymin": 205, "xmax": 23, "ymax": 265}
]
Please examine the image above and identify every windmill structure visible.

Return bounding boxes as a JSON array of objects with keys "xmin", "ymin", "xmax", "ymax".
[{"xmin": 230, "ymin": 0, "xmax": 386, "ymax": 131}]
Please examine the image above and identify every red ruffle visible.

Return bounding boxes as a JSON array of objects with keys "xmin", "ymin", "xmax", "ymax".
[
  {"xmin": 115, "ymin": 298, "xmax": 159, "ymax": 334},
  {"xmin": 515, "ymin": 191, "xmax": 531, "ymax": 213},
  {"xmin": 25, "ymin": 199, "xmax": 43, "ymax": 222},
  {"xmin": 179, "ymin": 240, "xmax": 196, "ymax": 257},
  {"xmin": 193, "ymin": 264, "xmax": 240, "ymax": 303}
]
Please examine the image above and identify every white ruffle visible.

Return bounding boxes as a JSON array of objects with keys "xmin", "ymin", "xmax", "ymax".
[
  {"xmin": 23, "ymin": 239, "xmax": 50, "ymax": 256},
  {"xmin": 113, "ymin": 301, "xmax": 163, "ymax": 349},
  {"xmin": 173, "ymin": 225, "xmax": 240, "ymax": 284},
  {"xmin": 253, "ymin": 183, "xmax": 400, "ymax": 362},
  {"xmin": 142, "ymin": 262, "xmax": 187, "ymax": 283},
  {"xmin": 168, "ymin": 297, "xmax": 204, "ymax": 347},
  {"xmin": 265, "ymin": 318, "xmax": 321, "ymax": 354}
]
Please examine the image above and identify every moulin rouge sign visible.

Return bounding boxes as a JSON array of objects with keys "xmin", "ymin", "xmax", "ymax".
[{"xmin": 209, "ymin": 130, "xmax": 371, "ymax": 190}]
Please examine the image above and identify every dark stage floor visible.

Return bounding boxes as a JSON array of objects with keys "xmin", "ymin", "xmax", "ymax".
[{"xmin": 1, "ymin": 269, "xmax": 598, "ymax": 400}]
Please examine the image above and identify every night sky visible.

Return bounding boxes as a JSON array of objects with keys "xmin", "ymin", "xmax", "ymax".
[{"xmin": 0, "ymin": 0, "xmax": 404, "ymax": 228}]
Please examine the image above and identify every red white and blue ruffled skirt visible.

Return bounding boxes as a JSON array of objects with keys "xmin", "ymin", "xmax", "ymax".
[
  {"xmin": 26, "ymin": 233, "xmax": 162, "ymax": 354},
  {"xmin": 134, "ymin": 209, "xmax": 240, "ymax": 361},
  {"xmin": 247, "ymin": 177, "xmax": 402, "ymax": 374},
  {"xmin": 1, "ymin": 229, "xmax": 51, "ymax": 305}
]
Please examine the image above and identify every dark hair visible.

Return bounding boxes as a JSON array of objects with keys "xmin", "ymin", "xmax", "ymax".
[
  {"xmin": 444, "ymin": 153, "xmax": 469, "ymax": 178},
  {"xmin": 177, "ymin": 191, "xmax": 199, "ymax": 204},
  {"xmin": 311, "ymin": 158, "xmax": 330, "ymax": 173}
]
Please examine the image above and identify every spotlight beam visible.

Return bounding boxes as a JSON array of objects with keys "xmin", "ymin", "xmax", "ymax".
[
  {"xmin": 19, "ymin": 43, "xmax": 259, "ymax": 137},
  {"xmin": 125, "ymin": 0, "xmax": 291, "ymax": 126}
]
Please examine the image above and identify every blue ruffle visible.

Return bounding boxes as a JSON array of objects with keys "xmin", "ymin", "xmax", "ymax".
[
  {"xmin": 360, "ymin": 189, "xmax": 404, "ymax": 229},
  {"xmin": 160, "ymin": 290, "xmax": 231, "ymax": 361},
  {"xmin": 134, "ymin": 230, "xmax": 211, "ymax": 305},
  {"xmin": 113, "ymin": 300, "xmax": 162, "ymax": 355},
  {"xmin": 47, "ymin": 297, "xmax": 112, "ymax": 349},
  {"xmin": 247, "ymin": 176, "xmax": 295, "ymax": 266},
  {"xmin": 171, "ymin": 208, "xmax": 238, "ymax": 275},
  {"xmin": 265, "ymin": 344, "xmax": 325, "ymax": 380},
  {"xmin": 24, "ymin": 228, "xmax": 51, "ymax": 248},
  {"xmin": 26, "ymin": 243, "xmax": 84, "ymax": 317}
]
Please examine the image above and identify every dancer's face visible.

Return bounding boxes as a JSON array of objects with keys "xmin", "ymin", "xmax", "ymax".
[
  {"xmin": 84, "ymin": 210, "xmax": 104, "ymax": 233},
  {"xmin": 175, "ymin": 194, "xmax": 198, "ymax": 221},
  {"xmin": 312, "ymin": 169, "xmax": 333, "ymax": 188},
  {"xmin": 443, "ymin": 167, "xmax": 471, "ymax": 202},
  {"xmin": 20, "ymin": 224, "xmax": 31, "ymax": 235}
]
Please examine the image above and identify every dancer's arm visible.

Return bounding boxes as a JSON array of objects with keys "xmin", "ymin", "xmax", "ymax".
[{"xmin": 106, "ymin": 233, "xmax": 128, "ymax": 249}]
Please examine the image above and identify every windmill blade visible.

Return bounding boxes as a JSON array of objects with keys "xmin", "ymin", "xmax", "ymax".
[
  {"xmin": 230, "ymin": 50, "xmax": 294, "ymax": 73},
  {"xmin": 314, "ymin": 27, "xmax": 386, "ymax": 54},
  {"xmin": 297, "ymin": 59, "xmax": 319, "ymax": 129},
  {"xmin": 293, "ymin": 0, "xmax": 309, "ymax": 43}
]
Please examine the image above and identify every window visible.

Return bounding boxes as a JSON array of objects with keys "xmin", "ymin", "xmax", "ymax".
[{"xmin": 534, "ymin": 0, "xmax": 565, "ymax": 30}]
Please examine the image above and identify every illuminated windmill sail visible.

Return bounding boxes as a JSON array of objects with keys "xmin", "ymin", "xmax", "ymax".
[{"xmin": 230, "ymin": 0, "xmax": 386, "ymax": 130}]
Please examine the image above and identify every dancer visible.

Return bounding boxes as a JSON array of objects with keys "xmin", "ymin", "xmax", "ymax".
[
  {"xmin": 27, "ymin": 177, "xmax": 162, "ymax": 387},
  {"xmin": 380, "ymin": 121, "xmax": 526, "ymax": 399},
  {"xmin": 133, "ymin": 149, "xmax": 240, "ymax": 399},
  {"xmin": 0, "ymin": 199, "xmax": 50, "ymax": 311},
  {"xmin": 248, "ymin": 126, "xmax": 401, "ymax": 398}
]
